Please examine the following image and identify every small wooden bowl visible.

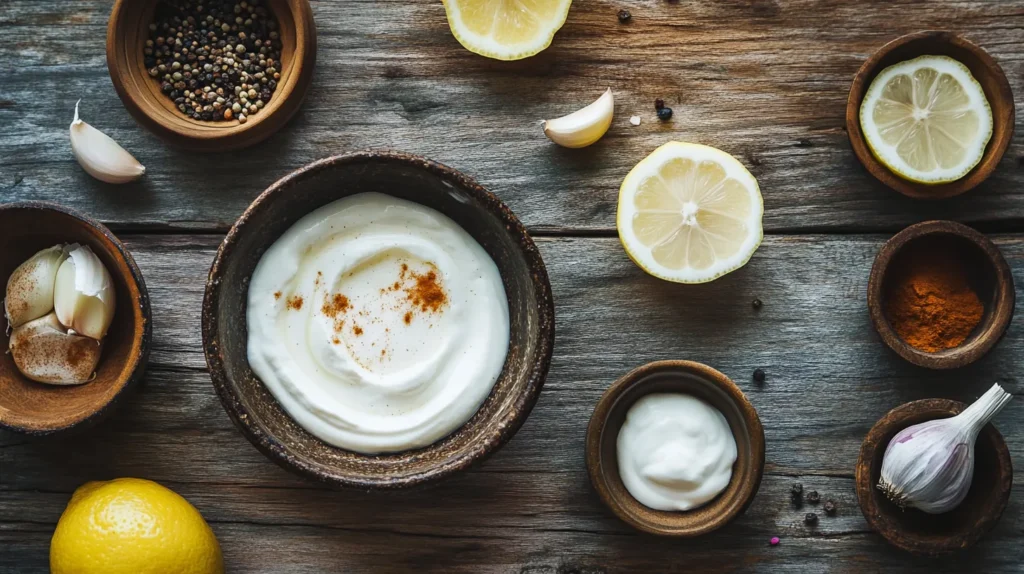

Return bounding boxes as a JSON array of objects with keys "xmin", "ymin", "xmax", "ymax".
[
  {"xmin": 202, "ymin": 151, "xmax": 554, "ymax": 489},
  {"xmin": 856, "ymin": 398, "xmax": 1012, "ymax": 554},
  {"xmin": 107, "ymin": 0, "xmax": 316, "ymax": 152},
  {"xmin": 868, "ymin": 220, "xmax": 1014, "ymax": 369},
  {"xmin": 585, "ymin": 361, "xmax": 765, "ymax": 536},
  {"xmin": 0, "ymin": 202, "xmax": 151, "ymax": 436},
  {"xmin": 846, "ymin": 31, "xmax": 1015, "ymax": 199}
]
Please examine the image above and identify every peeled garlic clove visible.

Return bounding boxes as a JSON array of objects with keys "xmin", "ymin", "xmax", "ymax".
[
  {"xmin": 9, "ymin": 312, "xmax": 101, "ymax": 385},
  {"xmin": 543, "ymin": 89, "xmax": 615, "ymax": 149},
  {"xmin": 53, "ymin": 244, "xmax": 116, "ymax": 340},
  {"xmin": 4, "ymin": 245, "xmax": 68, "ymax": 329},
  {"xmin": 70, "ymin": 100, "xmax": 145, "ymax": 184}
]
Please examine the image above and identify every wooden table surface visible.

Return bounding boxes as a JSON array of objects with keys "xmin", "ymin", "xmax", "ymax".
[{"xmin": 2, "ymin": 1, "xmax": 1023, "ymax": 572}]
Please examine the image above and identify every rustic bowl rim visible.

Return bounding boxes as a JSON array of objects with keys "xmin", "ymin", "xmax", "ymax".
[
  {"xmin": 846, "ymin": 30, "xmax": 1015, "ymax": 199},
  {"xmin": 585, "ymin": 360, "xmax": 765, "ymax": 536},
  {"xmin": 106, "ymin": 0, "xmax": 317, "ymax": 151},
  {"xmin": 201, "ymin": 150, "xmax": 555, "ymax": 489},
  {"xmin": 867, "ymin": 220, "xmax": 1015, "ymax": 369},
  {"xmin": 855, "ymin": 398, "xmax": 1013, "ymax": 554},
  {"xmin": 0, "ymin": 201, "xmax": 152, "ymax": 436}
]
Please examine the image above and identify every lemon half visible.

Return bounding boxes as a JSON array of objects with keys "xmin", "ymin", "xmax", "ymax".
[
  {"xmin": 860, "ymin": 55, "xmax": 993, "ymax": 184},
  {"xmin": 617, "ymin": 142, "xmax": 764, "ymax": 284},
  {"xmin": 441, "ymin": 0, "xmax": 573, "ymax": 61}
]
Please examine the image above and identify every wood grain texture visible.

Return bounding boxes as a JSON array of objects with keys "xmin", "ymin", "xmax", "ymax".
[
  {"xmin": 2, "ymin": 234, "xmax": 1022, "ymax": 572},
  {"xmin": 1, "ymin": 0, "xmax": 1023, "ymax": 233}
]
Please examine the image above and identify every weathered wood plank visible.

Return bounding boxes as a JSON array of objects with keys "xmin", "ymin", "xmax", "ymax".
[
  {"xmin": 1, "ymin": 234, "xmax": 1022, "ymax": 572},
  {"xmin": 1, "ymin": 1, "xmax": 1023, "ymax": 233}
]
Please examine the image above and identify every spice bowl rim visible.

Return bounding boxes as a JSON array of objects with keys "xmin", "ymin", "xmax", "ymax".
[
  {"xmin": 846, "ymin": 30, "xmax": 1015, "ymax": 199},
  {"xmin": 585, "ymin": 360, "xmax": 765, "ymax": 537},
  {"xmin": 855, "ymin": 398, "xmax": 1013, "ymax": 555},
  {"xmin": 0, "ymin": 201, "xmax": 152, "ymax": 436},
  {"xmin": 867, "ymin": 220, "xmax": 1015, "ymax": 370},
  {"xmin": 202, "ymin": 150, "xmax": 555, "ymax": 489},
  {"xmin": 106, "ymin": 0, "xmax": 317, "ymax": 152}
]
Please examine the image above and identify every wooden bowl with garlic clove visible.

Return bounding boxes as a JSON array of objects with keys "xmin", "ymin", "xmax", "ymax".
[
  {"xmin": 0, "ymin": 202, "xmax": 151, "ymax": 436},
  {"xmin": 855, "ymin": 398, "xmax": 1013, "ymax": 555}
]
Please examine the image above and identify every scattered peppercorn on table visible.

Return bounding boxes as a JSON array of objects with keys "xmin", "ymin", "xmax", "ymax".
[{"xmin": 2, "ymin": 1, "xmax": 1023, "ymax": 572}]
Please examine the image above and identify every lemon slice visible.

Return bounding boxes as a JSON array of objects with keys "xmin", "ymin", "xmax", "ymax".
[
  {"xmin": 617, "ymin": 142, "xmax": 763, "ymax": 284},
  {"xmin": 860, "ymin": 55, "xmax": 993, "ymax": 184},
  {"xmin": 441, "ymin": 0, "xmax": 573, "ymax": 61}
]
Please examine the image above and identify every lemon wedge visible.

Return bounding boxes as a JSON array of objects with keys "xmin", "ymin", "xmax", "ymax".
[
  {"xmin": 617, "ymin": 142, "xmax": 763, "ymax": 283},
  {"xmin": 543, "ymin": 89, "xmax": 614, "ymax": 148},
  {"xmin": 441, "ymin": 0, "xmax": 573, "ymax": 61},
  {"xmin": 860, "ymin": 55, "xmax": 992, "ymax": 184}
]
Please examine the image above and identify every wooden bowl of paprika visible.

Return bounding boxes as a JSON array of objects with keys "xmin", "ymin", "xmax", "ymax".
[{"xmin": 867, "ymin": 221, "xmax": 1014, "ymax": 369}]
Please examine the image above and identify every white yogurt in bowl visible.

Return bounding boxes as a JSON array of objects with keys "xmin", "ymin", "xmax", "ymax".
[
  {"xmin": 617, "ymin": 393, "xmax": 738, "ymax": 511},
  {"xmin": 246, "ymin": 192, "xmax": 510, "ymax": 454}
]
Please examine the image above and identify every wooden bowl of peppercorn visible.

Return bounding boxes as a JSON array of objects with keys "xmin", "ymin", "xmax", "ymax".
[
  {"xmin": 867, "ymin": 220, "xmax": 1015, "ymax": 370},
  {"xmin": 107, "ymin": 0, "xmax": 316, "ymax": 152}
]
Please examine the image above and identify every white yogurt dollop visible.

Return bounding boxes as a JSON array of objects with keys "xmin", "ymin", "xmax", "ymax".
[
  {"xmin": 617, "ymin": 393, "xmax": 738, "ymax": 511},
  {"xmin": 247, "ymin": 193, "xmax": 510, "ymax": 454}
]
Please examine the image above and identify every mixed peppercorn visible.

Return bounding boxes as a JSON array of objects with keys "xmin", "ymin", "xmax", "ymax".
[{"xmin": 144, "ymin": 0, "xmax": 282, "ymax": 123}]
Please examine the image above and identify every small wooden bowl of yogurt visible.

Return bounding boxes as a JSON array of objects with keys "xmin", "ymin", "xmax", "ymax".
[
  {"xmin": 586, "ymin": 361, "xmax": 765, "ymax": 536},
  {"xmin": 203, "ymin": 151, "xmax": 554, "ymax": 489}
]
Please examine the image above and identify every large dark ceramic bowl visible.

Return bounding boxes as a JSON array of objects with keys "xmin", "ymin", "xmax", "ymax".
[
  {"xmin": 202, "ymin": 152, "xmax": 554, "ymax": 489},
  {"xmin": 0, "ymin": 202, "xmax": 151, "ymax": 436}
]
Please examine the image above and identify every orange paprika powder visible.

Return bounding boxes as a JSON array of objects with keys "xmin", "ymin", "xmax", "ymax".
[{"xmin": 885, "ymin": 252, "xmax": 983, "ymax": 353}]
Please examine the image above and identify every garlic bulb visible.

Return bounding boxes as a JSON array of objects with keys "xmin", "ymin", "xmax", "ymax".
[
  {"xmin": 9, "ymin": 312, "xmax": 101, "ymax": 385},
  {"xmin": 70, "ymin": 100, "xmax": 146, "ymax": 184},
  {"xmin": 878, "ymin": 384, "xmax": 1013, "ymax": 514},
  {"xmin": 4, "ymin": 245, "xmax": 68, "ymax": 329},
  {"xmin": 53, "ymin": 244, "xmax": 116, "ymax": 340},
  {"xmin": 543, "ymin": 89, "xmax": 614, "ymax": 148}
]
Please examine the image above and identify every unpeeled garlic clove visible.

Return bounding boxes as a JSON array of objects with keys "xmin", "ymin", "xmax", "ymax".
[
  {"xmin": 9, "ymin": 312, "xmax": 101, "ymax": 385},
  {"xmin": 4, "ymin": 244, "xmax": 69, "ymax": 329},
  {"xmin": 543, "ymin": 89, "xmax": 614, "ymax": 149},
  {"xmin": 70, "ymin": 100, "xmax": 146, "ymax": 184},
  {"xmin": 53, "ymin": 244, "xmax": 116, "ymax": 340}
]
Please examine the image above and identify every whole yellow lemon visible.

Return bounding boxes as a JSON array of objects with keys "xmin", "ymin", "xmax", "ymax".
[{"xmin": 50, "ymin": 478, "xmax": 224, "ymax": 574}]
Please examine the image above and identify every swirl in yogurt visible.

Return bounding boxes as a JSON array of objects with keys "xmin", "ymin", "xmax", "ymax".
[{"xmin": 247, "ymin": 193, "xmax": 510, "ymax": 454}]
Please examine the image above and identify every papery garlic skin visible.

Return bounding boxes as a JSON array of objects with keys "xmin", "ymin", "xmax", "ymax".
[
  {"xmin": 4, "ymin": 245, "xmax": 68, "ymax": 329},
  {"xmin": 879, "ymin": 384, "xmax": 1013, "ymax": 514},
  {"xmin": 53, "ymin": 244, "xmax": 116, "ymax": 340},
  {"xmin": 70, "ymin": 100, "xmax": 145, "ymax": 184},
  {"xmin": 9, "ymin": 312, "xmax": 101, "ymax": 385}
]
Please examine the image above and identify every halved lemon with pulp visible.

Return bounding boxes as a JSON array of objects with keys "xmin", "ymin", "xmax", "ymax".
[
  {"xmin": 441, "ymin": 0, "xmax": 573, "ymax": 61},
  {"xmin": 860, "ymin": 55, "xmax": 993, "ymax": 184},
  {"xmin": 617, "ymin": 142, "xmax": 763, "ymax": 284}
]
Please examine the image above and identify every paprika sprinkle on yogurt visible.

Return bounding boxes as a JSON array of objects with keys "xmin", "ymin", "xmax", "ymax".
[{"xmin": 885, "ymin": 252, "xmax": 983, "ymax": 353}]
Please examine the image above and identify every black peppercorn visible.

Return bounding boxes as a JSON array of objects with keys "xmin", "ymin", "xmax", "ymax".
[
  {"xmin": 804, "ymin": 512, "xmax": 818, "ymax": 525},
  {"xmin": 823, "ymin": 500, "xmax": 837, "ymax": 515},
  {"xmin": 617, "ymin": 9, "xmax": 631, "ymax": 23},
  {"xmin": 657, "ymin": 107, "xmax": 673, "ymax": 121},
  {"xmin": 806, "ymin": 490, "xmax": 820, "ymax": 504},
  {"xmin": 655, "ymin": 98, "xmax": 665, "ymax": 110},
  {"xmin": 752, "ymin": 298, "xmax": 763, "ymax": 310},
  {"xmin": 753, "ymin": 368, "xmax": 766, "ymax": 384},
  {"xmin": 790, "ymin": 483, "xmax": 803, "ymax": 501}
]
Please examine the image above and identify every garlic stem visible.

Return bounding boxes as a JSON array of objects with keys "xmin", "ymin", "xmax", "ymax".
[
  {"xmin": 70, "ymin": 100, "xmax": 146, "ymax": 184},
  {"xmin": 955, "ymin": 383, "xmax": 1013, "ymax": 439}
]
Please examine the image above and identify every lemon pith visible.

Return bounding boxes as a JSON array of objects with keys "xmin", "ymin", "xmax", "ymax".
[
  {"xmin": 860, "ymin": 55, "xmax": 993, "ymax": 185},
  {"xmin": 442, "ymin": 0, "xmax": 573, "ymax": 61},
  {"xmin": 617, "ymin": 142, "xmax": 764, "ymax": 284},
  {"xmin": 50, "ymin": 478, "xmax": 224, "ymax": 574}
]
